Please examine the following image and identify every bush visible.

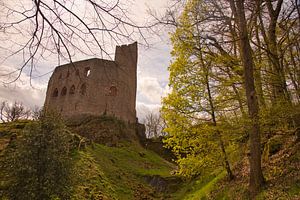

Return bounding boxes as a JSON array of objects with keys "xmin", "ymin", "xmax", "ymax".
[{"xmin": 5, "ymin": 113, "xmax": 73, "ymax": 200}]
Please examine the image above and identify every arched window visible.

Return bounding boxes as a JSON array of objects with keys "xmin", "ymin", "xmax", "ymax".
[
  {"xmin": 69, "ymin": 85, "xmax": 75, "ymax": 95},
  {"xmin": 109, "ymin": 86, "xmax": 117, "ymax": 96},
  {"xmin": 52, "ymin": 88, "xmax": 58, "ymax": 97},
  {"xmin": 61, "ymin": 87, "xmax": 67, "ymax": 96},
  {"xmin": 80, "ymin": 83, "xmax": 86, "ymax": 95},
  {"xmin": 85, "ymin": 67, "xmax": 91, "ymax": 77}
]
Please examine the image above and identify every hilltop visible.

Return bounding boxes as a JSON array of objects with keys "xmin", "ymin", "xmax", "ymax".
[
  {"xmin": 0, "ymin": 117, "xmax": 299, "ymax": 199},
  {"xmin": 0, "ymin": 117, "xmax": 180, "ymax": 199}
]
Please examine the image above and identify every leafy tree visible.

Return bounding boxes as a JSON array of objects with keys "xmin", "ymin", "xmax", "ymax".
[
  {"xmin": 160, "ymin": 0, "xmax": 299, "ymax": 197},
  {"xmin": 162, "ymin": 0, "xmax": 236, "ymax": 180},
  {"xmin": 5, "ymin": 112, "xmax": 73, "ymax": 200}
]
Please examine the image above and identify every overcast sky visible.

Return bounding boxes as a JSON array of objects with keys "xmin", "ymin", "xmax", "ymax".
[{"xmin": 0, "ymin": 0, "xmax": 172, "ymax": 121}]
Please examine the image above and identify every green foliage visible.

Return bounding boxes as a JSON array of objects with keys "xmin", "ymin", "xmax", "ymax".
[
  {"xmin": 162, "ymin": 0, "xmax": 243, "ymax": 179},
  {"xmin": 3, "ymin": 113, "xmax": 73, "ymax": 200},
  {"xmin": 163, "ymin": 0, "xmax": 300, "ymax": 189},
  {"xmin": 162, "ymin": 120, "xmax": 223, "ymax": 179},
  {"xmin": 260, "ymin": 103, "xmax": 300, "ymax": 133}
]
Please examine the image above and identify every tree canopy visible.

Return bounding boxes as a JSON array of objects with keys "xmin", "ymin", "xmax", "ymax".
[{"xmin": 162, "ymin": 0, "xmax": 300, "ymax": 197}]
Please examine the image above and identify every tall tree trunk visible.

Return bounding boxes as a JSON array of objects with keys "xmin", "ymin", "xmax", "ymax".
[
  {"xmin": 265, "ymin": 0, "xmax": 290, "ymax": 103},
  {"xmin": 254, "ymin": 14, "xmax": 266, "ymax": 108},
  {"xmin": 287, "ymin": 34, "xmax": 300, "ymax": 101},
  {"xmin": 229, "ymin": 0, "xmax": 265, "ymax": 198},
  {"xmin": 198, "ymin": 47, "xmax": 234, "ymax": 180},
  {"xmin": 205, "ymin": 67, "xmax": 234, "ymax": 180}
]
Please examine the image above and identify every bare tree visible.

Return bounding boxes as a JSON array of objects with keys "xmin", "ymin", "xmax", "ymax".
[
  {"xmin": 0, "ymin": 0, "xmax": 154, "ymax": 83},
  {"xmin": 31, "ymin": 106, "xmax": 43, "ymax": 120},
  {"xmin": 143, "ymin": 112, "xmax": 166, "ymax": 138},
  {"xmin": 0, "ymin": 101, "xmax": 31, "ymax": 122},
  {"xmin": 0, "ymin": 101, "xmax": 6, "ymax": 122}
]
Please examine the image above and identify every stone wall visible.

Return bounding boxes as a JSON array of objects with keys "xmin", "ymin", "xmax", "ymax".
[{"xmin": 44, "ymin": 42, "xmax": 137, "ymax": 123}]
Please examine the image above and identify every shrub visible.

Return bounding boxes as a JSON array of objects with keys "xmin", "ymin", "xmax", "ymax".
[{"xmin": 6, "ymin": 113, "xmax": 73, "ymax": 200}]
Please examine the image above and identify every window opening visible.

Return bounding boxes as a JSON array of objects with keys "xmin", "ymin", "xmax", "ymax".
[
  {"xmin": 69, "ymin": 85, "xmax": 75, "ymax": 95},
  {"xmin": 109, "ymin": 86, "xmax": 117, "ymax": 96},
  {"xmin": 61, "ymin": 87, "xmax": 67, "ymax": 96},
  {"xmin": 80, "ymin": 83, "xmax": 86, "ymax": 95},
  {"xmin": 52, "ymin": 88, "xmax": 58, "ymax": 97},
  {"xmin": 85, "ymin": 67, "xmax": 91, "ymax": 77}
]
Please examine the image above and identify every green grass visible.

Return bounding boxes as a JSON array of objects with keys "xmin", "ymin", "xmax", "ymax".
[
  {"xmin": 0, "ymin": 120, "xmax": 176, "ymax": 200},
  {"xmin": 0, "ymin": 120, "xmax": 30, "ymax": 135},
  {"xmin": 170, "ymin": 169, "xmax": 226, "ymax": 200},
  {"xmin": 186, "ymin": 171, "xmax": 226, "ymax": 200},
  {"xmin": 72, "ymin": 142, "xmax": 175, "ymax": 199}
]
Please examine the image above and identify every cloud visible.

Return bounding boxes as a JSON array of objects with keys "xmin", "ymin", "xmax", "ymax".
[
  {"xmin": 138, "ymin": 38, "xmax": 171, "ymax": 82},
  {"xmin": 0, "ymin": 85, "xmax": 46, "ymax": 108},
  {"xmin": 136, "ymin": 102, "xmax": 161, "ymax": 122},
  {"xmin": 138, "ymin": 77, "xmax": 163, "ymax": 104},
  {"xmin": 136, "ymin": 76, "xmax": 170, "ymax": 121},
  {"xmin": 0, "ymin": 65, "xmax": 47, "ymax": 109}
]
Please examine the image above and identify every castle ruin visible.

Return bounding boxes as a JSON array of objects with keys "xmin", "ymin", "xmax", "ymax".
[{"xmin": 44, "ymin": 42, "xmax": 137, "ymax": 123}]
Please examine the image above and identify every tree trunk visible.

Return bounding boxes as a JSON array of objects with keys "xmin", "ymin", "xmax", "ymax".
[
  {"xmin": 204, "ymin": 64, "xmax": 234, "ymax": 180},
  {"xmin": 254, "ymin": 14, "xmax": 266, "ymax": 108},
  {"xmin": 196, "ymin": 20, "xmax": 234, "ymax": 180},
  {"xmin": 287, "ymin": 34, "xmax": 300, "ymax": 101},
  {"xmin": 230, "ymin": 0, "xmax": 265, "ymax": 197},
  {"xmin": 265, "ymin": 0, "xmax": 290, "ymax": 103}
]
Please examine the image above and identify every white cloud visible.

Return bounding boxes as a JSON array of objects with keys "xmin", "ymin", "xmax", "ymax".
[
  {"xmin": 0, "ymin": 65, "xmax": 47, "ymax": 109},
  {"xmin": 136, "ymin": 76, "xmax": 170, "ymax": 121},
  {"xmin": 136, "ymin": 102, "xmax": 161, "ymax": 121},
  {"xmin": 138, "ymin": 77, "xmax": 163, "ymax": 104},
  {"xmin": 0, "ymin": 85, "xmax": 46, "ymax": 108}
]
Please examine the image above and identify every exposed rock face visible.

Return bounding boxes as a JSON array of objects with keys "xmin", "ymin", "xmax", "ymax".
[
  {"xmin": 144, "ymin": 175, "xmax": 182, "ymax": 193},
  {"xmin": 67, "ymin": 115, "xmax": 138, "ymax": 146},
  {"xmin": 44, "ymin": 42, "xmax": 137, "ymax": 123}
]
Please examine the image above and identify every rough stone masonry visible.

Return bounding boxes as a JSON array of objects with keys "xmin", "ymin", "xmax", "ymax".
[{"xmin": 44, "ymin": 42, "xmax": 137, "ymax": 123}]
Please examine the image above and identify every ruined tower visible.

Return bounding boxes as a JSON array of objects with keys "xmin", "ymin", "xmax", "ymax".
[{"xmin": 44, "ymin": 42, "xmax": 137, "ymax": 123}]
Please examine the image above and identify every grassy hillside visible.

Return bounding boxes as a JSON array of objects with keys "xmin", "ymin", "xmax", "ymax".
[
  {"xmin": 72, "ymin": 142, "xmax": 177, "ymax": 199},
  {"xmin": 0, "ymin": 119, "xmax": 180, "ymax": 200},
  {"xmin": 0, "ymin": 119, "xmax": 299, "ymax": 200}
]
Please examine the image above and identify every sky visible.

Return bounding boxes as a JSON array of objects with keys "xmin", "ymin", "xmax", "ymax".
[{"xmin": 0, "ymin": 0, "xmax": 173, "ymax": 121}]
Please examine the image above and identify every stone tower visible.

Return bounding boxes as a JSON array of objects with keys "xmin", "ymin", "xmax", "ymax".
[{"xmin": 44, "ymin": 42, "xmax": 137, "ymax": 123}]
